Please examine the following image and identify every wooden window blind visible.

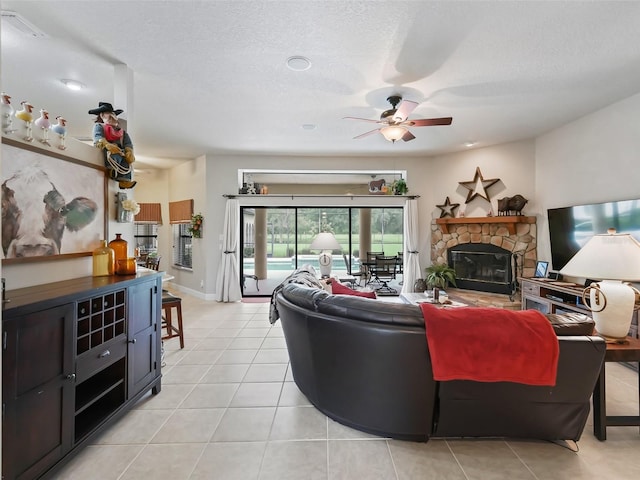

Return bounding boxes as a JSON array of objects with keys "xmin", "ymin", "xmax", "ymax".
[
  {"xmin": 134, "ymin": 203, "xmax": 163, "ymax": 224},
  {"xmin": 169, "ymin": 199, "xmax": 193, "ymax": 224}
]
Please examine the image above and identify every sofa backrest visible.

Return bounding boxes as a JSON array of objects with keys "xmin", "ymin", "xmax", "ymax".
[
  {"xmin": 545, "ymin": 312, "xmax": 595, "ymax": 336},
  {"xmin": 279, "ymin": 283, "xmax": 597, "ymax": 333},
  {"xmin": 280, "ymin": 283, "xmax": 424, "ymax": 327}
]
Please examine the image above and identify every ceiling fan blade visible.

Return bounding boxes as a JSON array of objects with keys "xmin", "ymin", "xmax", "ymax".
[
  {"xmin": 402, "ymin": 130, "xmax": 416, "ymax": 142},
  {"xmin": 393, "ymin": 100, "xmax": 419, "ymax": 122},
  {"xmin": 353, "ymin": 128, "xmax": 381, "ymax": 139},
  {"xmin": 343, "ymin": 116, "xmax": 381, "ymax": 124},
  {"xmin": 407, "ymin": 117, "xmax": 453, "ymax": 127}
]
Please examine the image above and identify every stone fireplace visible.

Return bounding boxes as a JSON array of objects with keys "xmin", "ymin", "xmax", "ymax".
[
  {"xmin": 448, "ymin": 243, "xmax": 514, "ymax": 294},
  {"xmin": 431, "ymin": 217, "xmax": 538, "ymax": 294}
]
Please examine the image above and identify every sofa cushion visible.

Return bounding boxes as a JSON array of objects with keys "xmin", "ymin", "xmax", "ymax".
[
  {"xmin": 545, "ymin": 312, "xmax": 595, "ymax": 336},
  {"xmin": 315, "ymin": 294, "xmax": 424, "ymax": 327},
  {"xmin": 330, "ymin": 280, "xmax": 377, "ymax": 299}
]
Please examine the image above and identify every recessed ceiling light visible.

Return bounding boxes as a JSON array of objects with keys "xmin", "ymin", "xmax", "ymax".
[
  {"xmin": 286, "ymin": 56, "xmax": 311, "ymax": 71},
  {"xmin": 301, "ymin": 124, "xmax": 317, "ymax": 130},
  {"xmin": 464, "ymin": 141, "xmax": 476, "ymax": 148},
  {"xmin": 61, "ymin": 79, "xmax": 85, "ymax": 91}
]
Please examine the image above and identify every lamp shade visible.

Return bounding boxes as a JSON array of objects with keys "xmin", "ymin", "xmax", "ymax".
[
  {"xmin": 309, "ymin": 232, "xmax": 342, "ymax": 251},
  {"xmin": 380, "ymin": 125, "xmax": 408, "ymax": 142},
  {"xmin": 560, "ymin": 231, "xmax": 640, "ymax": 281}
]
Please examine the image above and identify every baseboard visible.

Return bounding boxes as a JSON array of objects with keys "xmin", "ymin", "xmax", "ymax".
[{"xmin": 165, "ymin": 282, "xmax": 217, "ymax": 301}]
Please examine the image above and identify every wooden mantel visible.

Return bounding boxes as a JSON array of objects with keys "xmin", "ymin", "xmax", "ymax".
[{"xmin": 435, "ymin": 216, "xmax": 535, "ymax": 235}]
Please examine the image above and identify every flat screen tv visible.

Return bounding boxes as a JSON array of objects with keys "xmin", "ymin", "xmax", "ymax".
[{"xmin": 547, "ymin": 198, "xmax": 640, "ymax": 271}]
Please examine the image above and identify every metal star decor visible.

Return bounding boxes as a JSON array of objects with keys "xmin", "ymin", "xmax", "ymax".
[
  {"xmin": 459, "ymin": 167, "xmax": 500, "ymax": 204},
  {"xmin": 436, "ymin": 196, "xmax": 460, "ymax": 218}
]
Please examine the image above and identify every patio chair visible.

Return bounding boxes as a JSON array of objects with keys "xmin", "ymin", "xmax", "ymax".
[
  {"xmin": 343, "ymin": 254, "xmax": 366, "ymax": 286},
  {"xmin": 365, "ymin": 251, "xmax": 384, "ymax": 285},
  {"xmin": 370, "ymin": 255, "xmax": 398, "ymax": 295}
]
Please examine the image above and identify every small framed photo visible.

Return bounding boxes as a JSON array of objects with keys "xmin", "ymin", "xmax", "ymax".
[
  {"xmin": 534, "ymin": 261, "xmax": 549, "ymax": 278},
  {"xmin": 548, "ymin": 271, "xmax": 562, "ymax": 280}
]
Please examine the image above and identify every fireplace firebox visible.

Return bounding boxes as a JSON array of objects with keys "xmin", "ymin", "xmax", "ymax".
[{"xmin": 447, "ymin": 243, "xmax": 515, "ymax": 295}]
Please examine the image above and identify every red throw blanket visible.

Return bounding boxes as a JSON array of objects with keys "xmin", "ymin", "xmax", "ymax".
[{"xmin": 420, "ymin": 304, "xmax": 559, "ymax": 386}]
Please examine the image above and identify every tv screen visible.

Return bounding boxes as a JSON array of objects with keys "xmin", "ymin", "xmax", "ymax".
[{"xmin": 547, "ymin": 198, "xmax": 640, "ymax": 271}]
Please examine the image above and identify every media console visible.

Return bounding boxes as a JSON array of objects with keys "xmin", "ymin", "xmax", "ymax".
[{"xmin": 519, "ymin": 277, "xmax": 639, "ymax": 339}]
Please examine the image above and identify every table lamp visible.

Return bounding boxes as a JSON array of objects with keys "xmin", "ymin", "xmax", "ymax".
[
  {"xmin": 309, "ymin": 232, "xmax": 342, "ymax": 278},
  {"xmin": 560, "ymin": 229, "xmax": 640, "ymax": 340}
]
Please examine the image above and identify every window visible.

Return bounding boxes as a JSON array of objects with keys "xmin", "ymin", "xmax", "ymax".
[
  {"xmin": 240, "ymin": 206, "xmax": 403, "ymax": 296},
  {"xmin": 169, "ymin": 199, "xmax": 194, "ymax": 269},
  {"xmin": 134, "ymin": 223, "xmax": 158, "ymax": 255},
  {"xmin": 173, "ymin": 224, "xmax": 192, "ymax": 269}
]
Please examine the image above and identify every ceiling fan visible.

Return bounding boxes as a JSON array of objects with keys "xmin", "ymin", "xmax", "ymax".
[{"xmin": 344, "ymin": 95, "xmax": 452, "ymax": 143}]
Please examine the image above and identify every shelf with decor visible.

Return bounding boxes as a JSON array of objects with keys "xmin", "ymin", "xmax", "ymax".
[{"xmin": 436, "ymin": 216, "xmax": 535, "ymax": 234}]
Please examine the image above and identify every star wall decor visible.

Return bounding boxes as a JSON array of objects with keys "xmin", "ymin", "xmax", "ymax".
[
  {"xmin": 436, "ymin": 196, "xmax": 460, "ymax": 218},
  {"xmin": 459, "ymin": 167, "xmax": 500, "ymax": 204}
]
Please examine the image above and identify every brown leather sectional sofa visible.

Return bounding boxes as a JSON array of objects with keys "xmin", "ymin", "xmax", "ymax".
[{"xmin": 274, "ymin": 283, "xmax": 606, "ymax": 443}]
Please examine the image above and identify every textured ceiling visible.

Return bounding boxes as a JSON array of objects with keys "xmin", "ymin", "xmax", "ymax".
[{"xmin": 3, "ymin": 1, "xmax": 640, "ymax": 169}]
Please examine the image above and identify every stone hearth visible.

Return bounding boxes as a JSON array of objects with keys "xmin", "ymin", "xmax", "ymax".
[{"xmin": 430, "ymin": 217, "xmax": 538, "ymax": 279}]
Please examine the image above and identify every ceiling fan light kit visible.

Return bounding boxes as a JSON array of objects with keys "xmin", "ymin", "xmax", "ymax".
[
  {"xmin": 345, "ymin": 94, "xmax": 452, "ymax": 143},
  {"xmin": 380, "ymin": 125, "xmax": 408, "ymax": 142}
]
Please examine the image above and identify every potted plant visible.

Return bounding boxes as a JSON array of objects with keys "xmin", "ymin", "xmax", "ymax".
[
  {"xmin": 189, "ymin": 213, "xmax": 204, "ymax": 238},
  {"xmin": 425, "ymin": 263, "xmax": 457, "ymax": 300},
  {"xmin": 392, "ymin": 178, "xmax": 408, "ymax": 195}
]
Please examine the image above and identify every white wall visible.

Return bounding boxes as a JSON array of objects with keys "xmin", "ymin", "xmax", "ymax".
[
  {"xmin": 198, "ymin": 146, "xmax": 536, "ymax": 297},
  {"xmin": 132, "ymin": 168, "xmax": 171, "ymax": 271},
  {"xmin": 535, "ymin": 92, "xmax": 640, "ymax": 270},
  {"xmin": 166, "ymin": 155, "xmax": 207, "ymax": 295}
]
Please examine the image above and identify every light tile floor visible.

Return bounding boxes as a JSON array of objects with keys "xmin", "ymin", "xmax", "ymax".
[{"xmin": 54, "ymin": 291, "xmax": 640, "ymax": 479}]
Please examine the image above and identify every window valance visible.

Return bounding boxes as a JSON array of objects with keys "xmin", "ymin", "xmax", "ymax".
[
  {"xmin": 169, "ymin": 199, "xmax": 193, "ymax": 224},
  {"xmin": 134, "ymin": 203, "xmax": 163, "ymax": 224}
]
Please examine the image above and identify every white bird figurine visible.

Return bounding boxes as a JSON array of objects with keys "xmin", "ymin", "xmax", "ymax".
[
  {"xmin": 34, "ymin": 109, "xmax": 51, "ymax": 146},
  {"xmin": 51, "ymin": 116, "xmax": 67, "ymax": 150},
  {"xmin": 1, "ymin": 92, "xmax": 15, "ymax": 134},
  {"xmin": 15, "ymin": 101, "xmax": 34, "ymax": 142}
]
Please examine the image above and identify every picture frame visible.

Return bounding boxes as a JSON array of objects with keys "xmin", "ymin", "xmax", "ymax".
[
  {"xmin": 1, "ymin": 137, "xmax": 108, "ymax": 264},
  {"xmin": 534, "ymin": 260, "xmax": 549, "ymax": 278}
]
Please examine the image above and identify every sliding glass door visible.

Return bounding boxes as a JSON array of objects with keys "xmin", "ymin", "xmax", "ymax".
[{"xmin": 240, "ymin": 206, "xmax": 403, "ymax": 297}]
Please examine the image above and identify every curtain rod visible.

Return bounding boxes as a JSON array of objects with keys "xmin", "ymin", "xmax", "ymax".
[{"xmin": 223, "ymin": 194, "xmax": 420, "ymax": 199}]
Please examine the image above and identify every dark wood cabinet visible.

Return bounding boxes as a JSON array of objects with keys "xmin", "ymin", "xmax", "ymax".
[
  {"xmin": 2, "ymin": 304, "xmax": 75, "ymax": 480},
  {"xmin": 127, "ymin": 278, "xmax": 161, "ymax": 398},
  {"xmin": 2, "ymin": 272, "xmax": 162, "ymax": 480}
]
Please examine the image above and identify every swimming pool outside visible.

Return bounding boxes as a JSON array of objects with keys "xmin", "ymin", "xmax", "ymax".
[{"xmin": 243, "ymin": 254, "xmax": 359, "ymax": 272}]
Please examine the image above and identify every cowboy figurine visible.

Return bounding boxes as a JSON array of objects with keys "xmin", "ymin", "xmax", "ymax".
[{"xmin": 88, "ymin": 102, "xmax": 136, "ymax": 189}]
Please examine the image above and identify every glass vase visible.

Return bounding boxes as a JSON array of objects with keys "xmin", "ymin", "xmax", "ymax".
[
  {"xmin": 92, "ymin": 240, "xmax": 115, "ymax": 276},
  {"xmin": 109, "ymin": 234, "xmax": 129, "ymax": 273},
  {"xmin": 118, "ymin": 209, "xmax": 134, "ymax": 223}
]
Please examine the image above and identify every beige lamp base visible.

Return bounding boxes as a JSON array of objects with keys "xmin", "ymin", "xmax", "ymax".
[{"xmin": 590, "ymin": 280, "xmax": 636, "ymax": 340}]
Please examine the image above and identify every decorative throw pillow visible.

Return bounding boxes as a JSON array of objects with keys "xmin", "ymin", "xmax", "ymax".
[{"xmin": 331, "ymin": 280, "xmax": 377, "ymax": 299}]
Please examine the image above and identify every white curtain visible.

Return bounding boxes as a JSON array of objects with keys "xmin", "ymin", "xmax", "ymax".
[
  {"xmin": 215, "ymin": 199, "xmax": 242, "ymax": 302},
  {"xmin": 401, "ymin": 198, "xmax": 421, "ymax": 293}
]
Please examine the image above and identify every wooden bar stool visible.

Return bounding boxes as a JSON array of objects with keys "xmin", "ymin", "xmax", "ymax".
[{"xmin": 161, "ymin": 292, "xmax": 184, "ymax": 349}]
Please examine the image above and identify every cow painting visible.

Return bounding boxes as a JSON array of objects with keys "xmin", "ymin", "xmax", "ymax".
[{"xmin": 2, "ymin": 164, "xmax": 98, "ymax": 258}]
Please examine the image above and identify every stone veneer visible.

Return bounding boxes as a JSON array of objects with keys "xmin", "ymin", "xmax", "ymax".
[{"xmin": 430, "ymin": 218, "xmax": 538, "ymax": 279}]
